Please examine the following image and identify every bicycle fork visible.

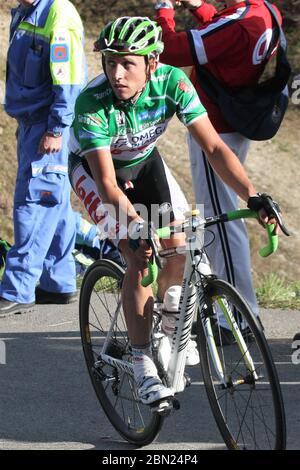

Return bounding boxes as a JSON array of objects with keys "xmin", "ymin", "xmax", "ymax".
[{"xmin": 198, "ymin": 287, "xmax": 259, "ymax": 386}]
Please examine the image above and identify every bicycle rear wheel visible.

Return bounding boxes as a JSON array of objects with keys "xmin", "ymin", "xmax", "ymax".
[
  {"xmin": 197, "ymin": 278, "xmax": 286, "ymax": 450},
  {"xmin": 79, "ymin": 259, "xmax": 163, "ymax": 446}
]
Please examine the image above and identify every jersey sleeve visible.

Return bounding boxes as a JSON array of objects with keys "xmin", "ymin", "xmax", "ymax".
[
  {"xmin": 47, "ymin": 23, "xmax": 86, "ymax": 132},
  {"xmin": 73, "ymin": 99, "xmax": 111, "ymax": 156},
  {"xmin": 50, "ymin": 26, "xmax": 85, "ymax": 86},
  {"xmin": 156, "ymin": 8, "xmax": 194, "ymax": 67},
  {"xmin": 168, "ymin": 68, "xmax": 207, "ymax": 126}
]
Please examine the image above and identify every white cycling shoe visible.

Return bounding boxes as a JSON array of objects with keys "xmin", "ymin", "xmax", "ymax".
[
  {"xmin": 136, "ymin": 375, "xmax": 174, "ymax": 405},
  {"xmin": 186, "ymin": 339, "xmax": 200, "ymax": 366},
  {"xmin": 157, "ymin": 335, "xmax": 200, "ymax": 369}
]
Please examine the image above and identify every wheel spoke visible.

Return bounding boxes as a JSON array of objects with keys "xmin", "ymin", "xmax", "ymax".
[
  {"xmin": 198, "ymin": 278, "xmax": 285, "ymax": 450},
  {"xmin": 79, "ymin": 261, "xmax": 162, "ymax": 445}
]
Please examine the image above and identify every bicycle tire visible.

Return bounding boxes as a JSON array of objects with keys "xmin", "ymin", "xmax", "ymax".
[
  {"xmin": 79, "ymin": 259, "xmax": 163, "ymax": 446},
  {"xmin": 196, "ymin": 278, "xmax": 286, "ymax": 450}
]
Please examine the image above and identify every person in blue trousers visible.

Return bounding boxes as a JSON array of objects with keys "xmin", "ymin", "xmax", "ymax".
[{"xmin": 0, "ymin": 0, "xmax": 86, "ymax": 317}]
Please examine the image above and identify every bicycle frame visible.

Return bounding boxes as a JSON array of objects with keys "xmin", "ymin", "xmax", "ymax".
[
  {"xmin": 165, "ymin": 226, "xmax": 258, "ymax": 393},
  {"xmin": 95, "ymin": 213, "xmax": 261, "ymax": 395},
  {"xmin": 167, "ymin": 246, "xmax": 197, "ymax": 393}
]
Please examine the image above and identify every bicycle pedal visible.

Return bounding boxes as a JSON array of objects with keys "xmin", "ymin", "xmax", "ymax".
[
  {"xmin": 150, "ymin": 398, "xmax": 172, "ymax": 415},
  {"xmin": 150, "ymin": 396, "xmax": 180, "ymax": 415}
]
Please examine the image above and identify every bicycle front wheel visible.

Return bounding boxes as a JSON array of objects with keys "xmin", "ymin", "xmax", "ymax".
[
  {"xmin": 197, "ymin": 278, "xmax": 286, "ymax": 450},
  {"xmin": 79, "ymin": 259, "xmax": 163, "ymax": 446}
]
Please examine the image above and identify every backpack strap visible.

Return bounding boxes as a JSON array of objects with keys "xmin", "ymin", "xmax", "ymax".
[
  {"xmin": 264, "ymin": 1, "xmax": 287, "ymax": 55},
  {"xmin": 264, "ymin": 1, "xmax": 291, "ymax": 90}
]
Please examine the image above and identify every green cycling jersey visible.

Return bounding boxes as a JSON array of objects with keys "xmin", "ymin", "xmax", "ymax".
[{"xmin": 69, "ymin": 63, "xmax": 207, "ymax": 168}]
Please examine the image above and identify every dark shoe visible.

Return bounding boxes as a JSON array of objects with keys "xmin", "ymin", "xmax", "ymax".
[
  {"xmin": 0, "ymin": 297, "xmax": 35, "ymax": 317},
  {"xmin": 0, "ymin": 238, "xmax": 11, "ymax": 269},
  {"xmin": 35, "ymin": 286, "xmax": 77, "ymax": 304},
  {"xmin": 293, "ymin": 333, "xmax": 300, "ymax": 342}
]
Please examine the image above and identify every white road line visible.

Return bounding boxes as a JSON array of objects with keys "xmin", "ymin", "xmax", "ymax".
[
  {"xmin": 47, "ymin": 321, "xmax": 74, "ymax": 327},
  {"xmin": 191, "ymin": 381, "xmax": 300, "ymax": 386}
]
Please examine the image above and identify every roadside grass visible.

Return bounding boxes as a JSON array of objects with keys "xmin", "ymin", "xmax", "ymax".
[
  {"xmin": 76, "ymin": 269, "xmax": 300, "ymax": 309},
  {"xmin": 256, "ymin": 273, "xmax": 300, "ymax": 309}
]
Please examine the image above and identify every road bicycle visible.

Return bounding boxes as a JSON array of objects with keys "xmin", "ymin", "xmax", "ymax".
[{"xmin": 79, "ymin": 205, "xmax": 288, "ymax": 449}]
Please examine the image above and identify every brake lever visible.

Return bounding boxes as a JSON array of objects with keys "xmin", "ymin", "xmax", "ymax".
[
  {"xmin": 262, "ymin": 195, "xmax": 290, "ymax": 237},
  {"xmin": 271, "ymin": 202, "xmax": 290, "ymax": 236},
  {"xmin": 146, "ymin": 223, "xmax": 163, "ymax": 269},
  {"xmin": 260, "ymin": 195, "xmax": 290, "ymax": 237}
]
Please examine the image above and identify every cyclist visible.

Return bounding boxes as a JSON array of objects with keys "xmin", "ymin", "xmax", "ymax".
[{"xmin": 69, "ymin": 16, "xmax": 279, "ymax": 406}]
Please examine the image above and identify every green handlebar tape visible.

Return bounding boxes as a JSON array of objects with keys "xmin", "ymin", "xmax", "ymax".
[
  {"xmin": 259, "ymin": 224, "xmax": 278, "ymax": 257},
  {"xmin": 227, "ymin": 209, "xmax": 257, "ymax": 221},
  {"xmin": 141, "ymin": 261, "xmax": 158, "ymax": 287},
  {"xmin": 156, "ymin": 226, "xmax": 171, "ymax": 239},
  {"xmin": 227, "ymin": 209, "xmax": 278, "ymax": 257}
]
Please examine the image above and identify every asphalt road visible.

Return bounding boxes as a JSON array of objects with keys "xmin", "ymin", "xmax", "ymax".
[{"xmin": 0, "ymin": 302, "xmax": 300, "ymax": 450}]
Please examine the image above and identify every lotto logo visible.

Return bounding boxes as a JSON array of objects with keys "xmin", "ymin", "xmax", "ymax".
[{"xmin": 50, "ymin": 43, "xmax": 69, "ymax": 63}]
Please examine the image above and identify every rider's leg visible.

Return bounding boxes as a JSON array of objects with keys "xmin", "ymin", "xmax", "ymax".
[
  {"xmin": 119, "ymin": 239, "xmax": 173, "ymax": 404},
  {"xmin": 119, "ymin": 239, "xmax": 153, "ymax": 346},
  {"xmin": 70, "ymin": 158, "xmax": 173, "ymax": 403}
]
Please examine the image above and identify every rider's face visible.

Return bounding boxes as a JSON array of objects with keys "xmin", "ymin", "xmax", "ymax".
[{"xmin": 105, "ymin": 54, "xmax": 151, "ymax": 101}]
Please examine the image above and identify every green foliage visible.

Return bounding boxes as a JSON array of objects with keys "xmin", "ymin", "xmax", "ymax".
[{"xmin": 256, "ymin": 273, "xmax": 300, "ymax": 309}]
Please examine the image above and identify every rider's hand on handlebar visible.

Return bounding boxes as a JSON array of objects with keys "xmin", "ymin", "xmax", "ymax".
[
  {"xmin": 128, "ymin": 221, "xmax": 153, "ymax": 268},
  {"xmin": 138, "ymin": 239, "xmax": 153, "ymax": 266},
  {"xmin": 247, "ymin": 193, "xmax": 290, "ymax": 236},
  {"xmin": 128, "ymin": 221, "xmax": 162, "ymax": 269},
  {"xmin": 258, "ymin": 209, "xmax": 280, "ymax": 235}
]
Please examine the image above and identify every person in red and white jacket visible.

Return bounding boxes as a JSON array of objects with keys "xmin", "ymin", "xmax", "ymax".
[{"xmin": 154, "ymin": 0, "xmax": 282, "ymax": 334}]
